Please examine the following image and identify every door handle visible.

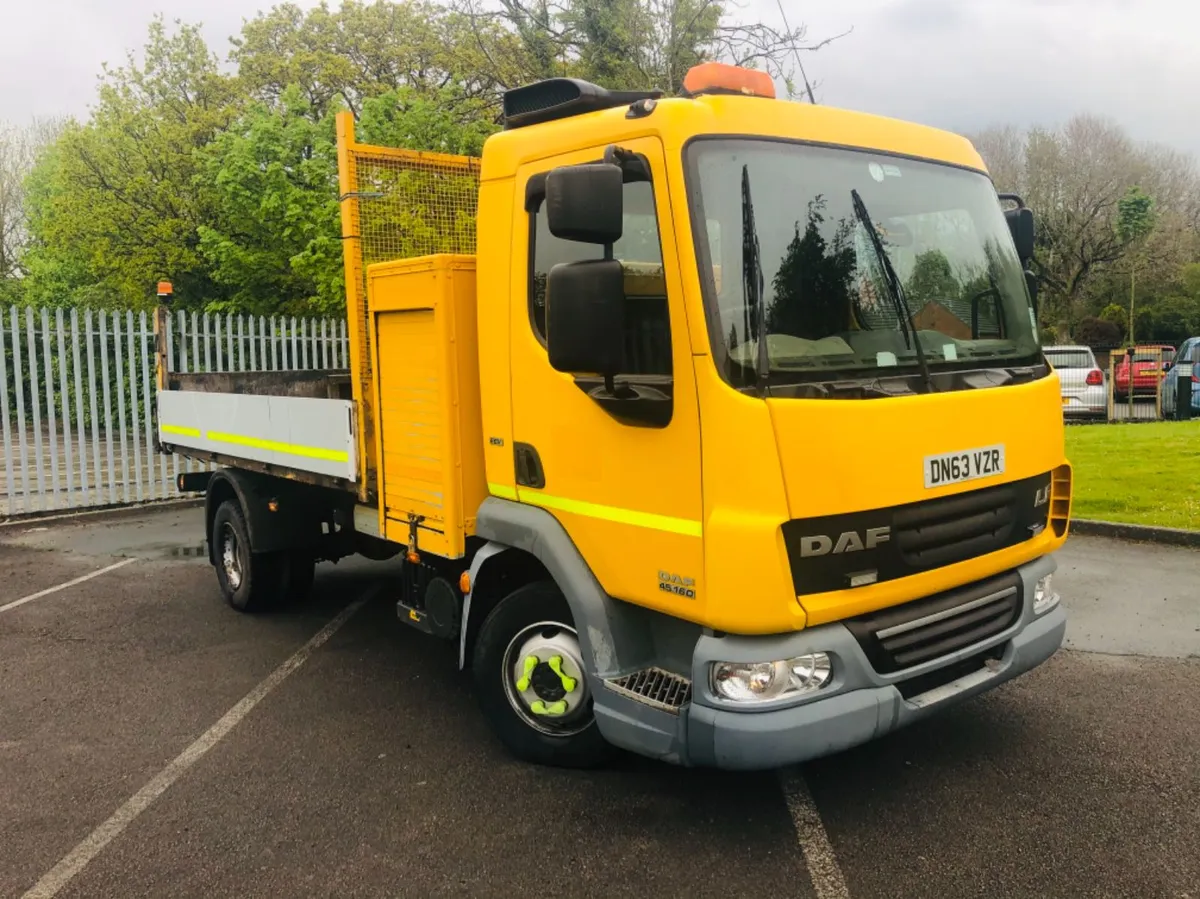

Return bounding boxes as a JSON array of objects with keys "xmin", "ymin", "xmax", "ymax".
[{"xmin": 514, "ymin": 443, "xmax": 546, "ymax": 488}]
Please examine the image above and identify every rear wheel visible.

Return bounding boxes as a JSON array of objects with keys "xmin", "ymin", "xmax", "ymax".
[
  {"xmin": 472, "ymin": 581, "xmax": 612, "ymax": 768},
  {"xmin": 212, "ymin": 499, "xmax": 285, "ymax": 613}
]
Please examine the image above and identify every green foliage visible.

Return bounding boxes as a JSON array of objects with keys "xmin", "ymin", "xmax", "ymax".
[
  {"xmin": 1116, "ymin": 186, "xmax": 1155, "ymax": 244},
  {"xmin": 20, "ymin": 18, "xmax": 239, "ymax": 310},
  {"xmin": 1099, "ymin": 302, "xmax": 1126, "ymax": 324},
  {"xmin": 567, "ymin": 0, "xmax": 645, "ymax": 87},
  {"xmin": 8, "ymin": 2, "xmax": 838, "ymax": 314},
  {"xmin": 906, "ymin": 250, "xmax": 959, "ymax": 304},
  {"xmin": 357, "ymin": 87, "xmax": 498, "ymax": 156},
  {"xmin": 1076, "ymin": 316, "xmax": 1122, "ymax": 348},
  {"xmin": 766, "ymin": 197, "xmax": 857, "ymax": 340},
  {"xmin": 971, "ymin": 119, "xmax": 1200, "ymax": 335},
  {"xmin": 1040, "ymin": 324, "xmax": 1059, "ymax": 345},
  {"xmin": 1098, "ymin": 302, "xmax": 1127, "ymax": 336},
  {"xmin": 195, "ymin": 88, "xmax": 343, "ymax": 317},
  {"xmin": 232, "ymin": 1, "xmax": 509, "ymax": 117}
]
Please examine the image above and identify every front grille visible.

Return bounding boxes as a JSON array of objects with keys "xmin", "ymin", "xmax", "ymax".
[
  {"xmin": 605, "ymin": 667, "xmax": 692, "ymax": 713},
  {"xmin": 844, "ymin": 571, "xmax": 1022, "ymax": 674},
  {"xmin": 894, "ymin": 482, "xmax": 1018, "ymax": 569},
  {"xmin": 781, "ymin": 473, "xmax": 1051, "ymax": 596}
]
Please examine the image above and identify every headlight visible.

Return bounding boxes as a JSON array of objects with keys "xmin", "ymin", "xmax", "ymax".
[
  {"xmin": 711, "ymin": 652, "xmax": 833, "ymax": 703},
  {"xmin": 1033, "ymin": 574, "xmax": 1059, "ymax": 615}
]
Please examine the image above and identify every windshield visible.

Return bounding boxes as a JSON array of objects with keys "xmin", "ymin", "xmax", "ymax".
[
  {"xmin": 685, "ymin": 139, "xmax": 1042, "ymax": 389},
  {"xmin": 1045, "ymin": 350, "xmax": 1093, "ymax": 369}
]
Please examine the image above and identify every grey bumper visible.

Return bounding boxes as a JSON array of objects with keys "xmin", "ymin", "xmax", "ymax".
[{"xmin": 593, "ymin": 555, "xmax": 1065, "ymax": 770}]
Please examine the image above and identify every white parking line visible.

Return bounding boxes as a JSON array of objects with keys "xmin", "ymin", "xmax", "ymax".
[
  {"xmin": 0, "ymin": 558, "xmax": 139, "ymax": 614},
  {"xmin": 21, "ymin": 590, "xmax": 375, "ymax": 899},
  {"xmin": 779, "ymin": 768, "xmax": 851, "ymax": 899}
]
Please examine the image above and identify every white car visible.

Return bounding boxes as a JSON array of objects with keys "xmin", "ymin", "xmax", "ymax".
[{"xmin": 1044, "ymin": 345, "xmax": 1107, "ymax": 420}]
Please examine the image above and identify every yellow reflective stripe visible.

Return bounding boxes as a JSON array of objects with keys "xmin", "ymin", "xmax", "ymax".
[
  {"xmin": 518, "ymin": 489, "xmax": 702, "ymax": 538},
  {"xmin": 160, "ymin": 424, "xmax": 201, "ymax": 438},
  {"xmin": 488, "ymin": 482, "xmax": 518, "ymax": 500},
  {"xmin": 205, "ymin": 430, "xmax": 350, "ymax": 463}
]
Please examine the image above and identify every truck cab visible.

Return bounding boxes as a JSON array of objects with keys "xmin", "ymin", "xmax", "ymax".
[{"xmin": 468, "ymin": 64, "xmax": 1069, "ymax": 768}]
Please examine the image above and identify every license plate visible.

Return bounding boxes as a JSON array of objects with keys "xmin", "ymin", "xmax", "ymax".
[{"xmin": 924, "ymin": 444, "xmax": 1006, "ymax": 488}]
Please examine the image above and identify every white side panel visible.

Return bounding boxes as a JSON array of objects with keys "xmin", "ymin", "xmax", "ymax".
[{"xmin": 157, "ymin": 390, "xmax": 357, "ymax": 482}]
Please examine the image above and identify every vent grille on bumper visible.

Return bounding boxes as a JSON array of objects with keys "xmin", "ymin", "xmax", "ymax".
[
  {"xmin": 605, "ymin": 667, "xmax": 692, "ymax": 713},
  {"xmin": 843, "ymin": 571, "xmax": 1023, "ymax": 674}
]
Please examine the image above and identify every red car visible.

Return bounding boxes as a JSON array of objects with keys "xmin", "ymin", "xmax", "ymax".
[{"xmin": 1114, "ymin": 345, "xmax": 1175, "ymax": 399}]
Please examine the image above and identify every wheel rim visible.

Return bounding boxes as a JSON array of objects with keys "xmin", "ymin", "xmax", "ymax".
[
  {"xmin": 501, "ymin": 620, "xmax": 593, "ymax": 737},
  {"xmin": 220, "ymin": 523, "xmax": 243, "ymax": 591}
]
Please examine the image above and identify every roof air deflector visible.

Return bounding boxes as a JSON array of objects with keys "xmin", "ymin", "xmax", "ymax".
[{"xmin": 502, "ymin": 78, "xmax": 662, "ymax": 130}]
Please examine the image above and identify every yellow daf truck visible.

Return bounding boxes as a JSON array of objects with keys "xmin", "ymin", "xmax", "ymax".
[{"xmin": 158, "ymin": 62, "xmax": 1071, "ymax": 769}]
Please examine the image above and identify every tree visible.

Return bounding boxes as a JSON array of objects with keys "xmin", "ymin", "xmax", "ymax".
[
  {"xmin": 971, "ymin": 115, "xmax": 1200, "ymax": 339},
  {"xmin": 766, "ymin": 195, "xmax": 857, "ymax": 340},
  {"xmin": 19, "ymin": 2, "xmax": 852, "ymax": 317},
  {"xmin": 1076, "ymin": 316, "xmax": 1122, "ymax": 348},
  {"xmin": 21, "ymin": 18, "xmax": 239, "ymax": 309},
  {"xmin": 232, "ymin": 1, "xmax": 510, "ymax": 118},
  {"xmin": 1098, "ymin": 302, "xmax": 1127, "ymax": 340},
  {"xmin": 905, "ymin": 250, "xmax": 958, "ymax": 306},
  {"xmin": 0, "ymin": 117, "xmax": 65, "ymax": 295},
  {"xmin": 1116, "ymin": 185, "xmax": 1155, "ymax": 342},
  {"xmin": 194, "ymin": 83, "xmax": 497, "ymax": 317},
  {"xmin": 194, "ymin": 89, "xmax": 343, "ymax": 316},
  {"xmin": 456, "ymin": 0, "xmax": 845, "ymax": 96}
]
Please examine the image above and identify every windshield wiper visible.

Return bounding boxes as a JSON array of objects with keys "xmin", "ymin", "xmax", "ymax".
[
  {"xmin": 850, "ymin": 189, "xmax": 935, "ymax": 394},
  {"xmin": 742, "ymin": 165, "xmax": 770, "ymax": 394}
]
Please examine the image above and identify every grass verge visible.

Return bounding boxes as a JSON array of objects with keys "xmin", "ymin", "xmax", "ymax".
[{"xmin": 1065, "ymin": 421, "xmax": 1200, "ymax": 530}]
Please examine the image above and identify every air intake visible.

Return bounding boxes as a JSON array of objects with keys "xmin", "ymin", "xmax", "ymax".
[{"xmin": 502, "ymin": 78, "xmax": 662, "ymax": 130}]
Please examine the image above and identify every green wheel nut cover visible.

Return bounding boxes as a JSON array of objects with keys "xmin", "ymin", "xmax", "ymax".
[
  {"xmin": 530, "ymin": 699, "xmax": 568, "ymax": 716},
  {"xmin": 547, "ymin": 655, "xmax": 577, "ymax": 693},
  {"xmin": 515, "ymin": 654, "xmax": 538, "ymax": 692}
]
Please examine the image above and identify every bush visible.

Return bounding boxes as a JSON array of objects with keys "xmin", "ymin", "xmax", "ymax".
[
  {"xmin": 1076, "ymin": 316, "xmax": 1123, "ymax": 348},
  {"xmin": 1099, "ymin": 303, "xmax": 1127, "ymax": 339}
]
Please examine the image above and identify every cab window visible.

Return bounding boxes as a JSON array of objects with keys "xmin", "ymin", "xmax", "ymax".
[{"xmin": 529, "ymin": 178, "xmax": 672, "ymax": 376}]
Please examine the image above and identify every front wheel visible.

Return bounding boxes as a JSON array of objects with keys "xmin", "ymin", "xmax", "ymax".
[{"xmin": 472, "ymin": 581, "xmax": 613, "ymax": 768}]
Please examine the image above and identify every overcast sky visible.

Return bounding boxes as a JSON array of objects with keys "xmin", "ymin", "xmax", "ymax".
[{"xmin": 3, "ymin": 0, "xmax": 1198, "ymax": 157}]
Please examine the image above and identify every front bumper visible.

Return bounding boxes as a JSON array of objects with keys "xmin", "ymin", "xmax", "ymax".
[{"xmin": 593, "ymin": 555, "xmax": 1065, "ymax": 770}]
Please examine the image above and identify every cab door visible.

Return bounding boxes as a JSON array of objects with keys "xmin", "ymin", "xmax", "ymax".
[{"xmin": 507, "ymin": 136, "xmax": 706, "ymax": 620}]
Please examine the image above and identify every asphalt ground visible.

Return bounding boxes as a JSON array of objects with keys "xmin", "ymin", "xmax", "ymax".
[{"xmin": 1, "ymin": 508, "xmax": 1197, "ymax": 899}]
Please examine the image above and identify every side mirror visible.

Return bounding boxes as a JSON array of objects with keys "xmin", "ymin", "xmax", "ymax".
[
  {"xmin": 1005, "ymin": 206, "xmax": 1035, "ymax": 264},
  {"xmin": 546, "ymin": 259, "xmax": 625, "ymax": 377},
  {"xmin": 545, "ymin": 162, "xmax": 624, "ymax": 244}
]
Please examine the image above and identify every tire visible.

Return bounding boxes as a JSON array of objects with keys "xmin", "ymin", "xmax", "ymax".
[
  {"xmin": 211, "ymin": 499, "xmax": 285, "ymax": 613},
  {"xmin": 471, "ymin": 581, "xmax": 613, "ymax": 768}
]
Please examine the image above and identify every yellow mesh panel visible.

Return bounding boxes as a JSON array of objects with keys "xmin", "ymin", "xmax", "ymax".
[{"xmin": 336, "ymin": 112, "xmax": 481, "ymax": 501}]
